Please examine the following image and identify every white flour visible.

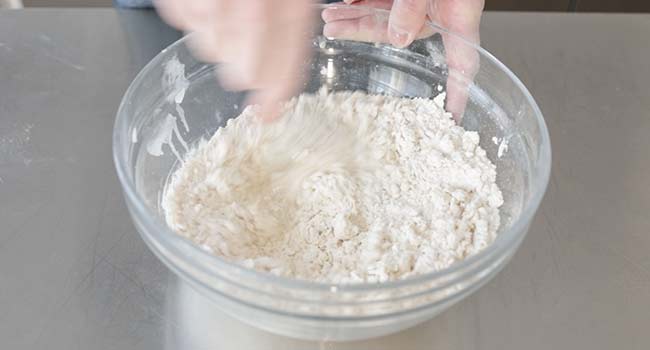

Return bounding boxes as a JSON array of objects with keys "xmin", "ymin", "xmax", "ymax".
[{"xmin": 163, "ymin": 91, "xmax": 503, "ymax": 283}]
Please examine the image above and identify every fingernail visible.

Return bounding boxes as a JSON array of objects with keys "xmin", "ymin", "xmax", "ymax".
[{"xmin": 389, "ymin": 26, "xmax": 411, "ymax": 48}]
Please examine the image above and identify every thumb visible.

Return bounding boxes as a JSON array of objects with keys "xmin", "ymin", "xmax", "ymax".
[{"xmin": 388, "ymin": 0, "xmax": 428, "ymax": 48}]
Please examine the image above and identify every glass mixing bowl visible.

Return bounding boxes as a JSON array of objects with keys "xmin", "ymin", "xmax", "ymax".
[{"xmin": 113, "ymin": 4, "xmax": 550, "ymax": 341}]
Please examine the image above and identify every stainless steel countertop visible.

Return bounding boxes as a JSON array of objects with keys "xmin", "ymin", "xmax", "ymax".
[{"xmin": 1, "ymin": 9, "xmax": 649, "ymax": 349}]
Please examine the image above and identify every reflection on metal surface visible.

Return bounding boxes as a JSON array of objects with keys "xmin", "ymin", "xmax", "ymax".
[
  {"xmin": 165, "ymin": 278, "xmax": 315, "ymax": 349},
  {"xmin": 163, "ymin": 278, "xmax": 436, "ymax": 349}
]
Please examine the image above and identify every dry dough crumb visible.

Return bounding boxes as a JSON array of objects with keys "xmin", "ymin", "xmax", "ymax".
[{"xmin": 163, "ymin": 90, "xmax": 503, "ymax": 283}]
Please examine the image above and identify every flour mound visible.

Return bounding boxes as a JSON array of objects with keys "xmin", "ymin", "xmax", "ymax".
[{"xmin": 162, "ymin": 91, "xmax": 503, "ymax": 283}]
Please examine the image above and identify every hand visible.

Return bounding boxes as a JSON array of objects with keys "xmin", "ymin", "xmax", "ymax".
[
  {"xmin": 155, "ymin": 0, "xmax": 313, "ymax": 120},
  {"xmin": 322, "ymin": 0, "xmax": 485, "ymax": 120}
]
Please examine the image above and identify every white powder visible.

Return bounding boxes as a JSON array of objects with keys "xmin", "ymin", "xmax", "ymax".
[{"xmin": 162, "ymin": 91, "xmax": 503, "ymax": 283}]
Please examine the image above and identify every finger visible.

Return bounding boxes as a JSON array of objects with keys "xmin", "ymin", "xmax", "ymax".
[
  {"xmin": 340, "ymin": 0, "xmax": 391, "ymax": 7},
  {"xmin": 247, "ymin": 86, "xmax": 289, "ymax": 122},
  {"xmin": 217, "ymin": 27, "xmax": 291, "ymax": 91},
  {"xmin": 445, "ymin": 72, "xmax": 471, "ymax": 122},
  {"xmin": 347, "ymin": 0, "xmax": 393, "ymax": 10},
  {"xmin": 154, "ymin": 0, "xmax": 192, "ymax": 30},
  {"xmin": 323, "ymin": 0, "xmax": 436, "ymax": 43},
  {"xmin": 248, "ymin": 0, "xmax": 311, "ymax": 121},
  {"xmin": 157, "ymin": 0, "xmax": 227, "ymax": 63},
  {"xmin": 216, "ymin": 24, "xmax": 269, "ymax": 90},
  {"xmin": 428, "ymin": 0, "xmax": 484, "ymax": 79},
  {"xmin": 322, "ymin": 6, "xmax": 373, "ymax": 23},
  {"xmin": 246, "ymin": 40, "xmax": 308, "ymax": 122},
  {"xmin": 429, "ymin": 0, "xmax": 483, "ymax": 43},
  {"xmin": 323, "ymin": 14, "xmax": 433, "ymax": 44},
  {"xmin": 428, "ymin": 0, "xmax": 484, "ymax": 120},
  {"xmin": 323, "ymin": 15, "xmax": 389, "ymax": 43},
  {"xmin": 388, "ymin": 0, "xmax": 428, "ymax": 48},
  {"xmin": 442, "ymin": 36, "xmax": 479, "ymax": 121},
  {"xmin": 218, "ymin": 62, "xmax": 251, "ymax": 92},
  {"xmin": 187, "ymin": 24, "xmax": 226, "ymax": 63},
  {"xmin": 213, "ymin": 0, "xmax": 275, "ymax": 87},
  {"xmin": 182, "ymin": 0, "xmax": 220, "ymax": 30},
  {"xmin": 322, "ymin": 0, "xmax": 392, "ymax": 23}
]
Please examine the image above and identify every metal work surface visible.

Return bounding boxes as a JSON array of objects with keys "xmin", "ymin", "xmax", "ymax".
[{"xmin": 1, "ymin": 9, "xmax": 649, "ymax": 349}]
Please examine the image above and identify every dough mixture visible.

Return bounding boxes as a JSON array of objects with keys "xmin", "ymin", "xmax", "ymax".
[{"xmin": 162, "ymin": 90, "xmax": 503, "ymax": 283}]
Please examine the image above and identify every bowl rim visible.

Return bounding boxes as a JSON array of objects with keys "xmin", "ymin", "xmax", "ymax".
[{"xmin": 113, "ymin": 3, "xmax": 551, "ymax": 293}]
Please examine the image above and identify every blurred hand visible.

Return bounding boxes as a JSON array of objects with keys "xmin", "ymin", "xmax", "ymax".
[
  {"xmin": 156, "ymin": 0, "xmax": 313, "ymax": 120},
  {"xmin": 322, "ymin": 0, "xmax": 485, "ymax": 120}
]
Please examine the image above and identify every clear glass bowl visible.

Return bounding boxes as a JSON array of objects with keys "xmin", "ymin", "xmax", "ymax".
[{"xmin": 113, "ymin": 4, "xmax": 550, "ymax": 341}]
